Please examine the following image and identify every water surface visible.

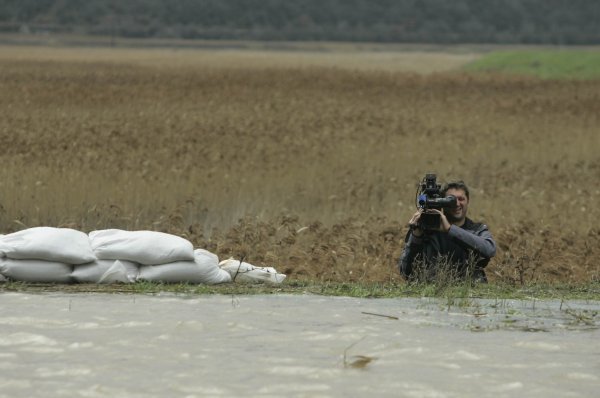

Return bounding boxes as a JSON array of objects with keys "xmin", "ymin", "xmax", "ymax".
[{"xmin": 0, "ymin": 293, "xmax": 598, "ymax": 397}]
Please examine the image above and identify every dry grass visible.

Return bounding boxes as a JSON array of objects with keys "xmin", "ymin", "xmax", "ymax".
[
  {"xmin": 0, "ymin": 42, "xmax": 479, "ymax": 72},
  {"xmin": 0, "ymin": 45, "xmax": 599, "ymax": 284}
]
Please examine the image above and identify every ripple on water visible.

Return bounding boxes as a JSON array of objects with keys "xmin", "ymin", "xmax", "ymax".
[
  {"xmin": 567, "ymin": 372, "xmax": 598, "ymax": 380},
  {"xmin": 0, "ymin": 332, "xmax": 58, "ymax": 346},
  {"xmin": 257, "ymin": 382, "xmax": 332, "ymax": 394},
  {"xmin": 515, "ymin": 341, "xmax": 562, "ymax": 351},
  {"xmin": 35, "ymin": 366, "xmax": 93, "ymax": 378},
  {"xmin": 0, "ymin": 317, "xmax": 72, "ymax": 328}
]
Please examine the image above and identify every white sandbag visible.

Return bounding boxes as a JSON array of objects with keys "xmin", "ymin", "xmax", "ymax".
[
  {"xmin": 0, "ymin": 237, "xmax": 6, "ymax": 257},
  {"xmin": 0, "ymin": 258, "xmax": 73, "ymax": 283},
  {"xmin": 89, "ymin": 229, "xmax": 194, "ymax": 265},
  {"xmin": 219, "ymin": 258, "xmax": 286, "ymax": 284},
  {"xmin": 138, "ymin": 249, "xmax": 231, "ymax": 284},
  {"xmin": 0, "ymin": 227, "xmax": 96, "ymax": 264},
  {"xmin": 71, "ymin": 260, "xmax": 139, "ymax": 284}
]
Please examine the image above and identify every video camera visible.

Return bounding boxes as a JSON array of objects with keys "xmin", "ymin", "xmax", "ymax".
[{"xmin": 416, "ymin": 173, "xmax": 457, "ymax": 231}]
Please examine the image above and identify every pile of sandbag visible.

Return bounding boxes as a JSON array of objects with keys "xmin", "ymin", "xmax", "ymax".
[
  {"xmin": 88, "ymin": 229, "xmax": 232, "ymax": 284},
  {"xmin": 0, "ymin": 227, "xmax": 285, "ymax": 285},
  {"xmin": 0, "ymin": 227, "xmax": 95, "ymax": 283},
  {"xmin": 219, "ymin": 258, "xmax": 286, "ymax": 284}
]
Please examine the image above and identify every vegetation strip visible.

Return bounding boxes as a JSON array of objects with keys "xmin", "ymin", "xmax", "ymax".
[
  {"xmin": 4, "ymin": 1, "xmax": 599, "ymax": 44},
  {"xmin": 464, "ymin": 50, "xmax": 600, "ymax": 79},
  {"xmin": 1, "ymin": 281, "xmax": 599, "ymax": 301}
]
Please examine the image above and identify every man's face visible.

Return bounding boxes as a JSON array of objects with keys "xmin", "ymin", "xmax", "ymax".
[{"xmin": 444, "ymin": 188, "xmax": 469, "ymax": 223}]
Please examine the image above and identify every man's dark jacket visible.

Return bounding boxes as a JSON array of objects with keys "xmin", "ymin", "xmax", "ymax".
[{"xmin": 398, "ymin": 218, "xmax": 496, "ymax": 282}]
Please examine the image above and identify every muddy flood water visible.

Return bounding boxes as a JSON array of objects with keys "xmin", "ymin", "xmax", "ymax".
[{"xmin": 0, "ymin": 292, "xmax": 598, "ymax": 398}]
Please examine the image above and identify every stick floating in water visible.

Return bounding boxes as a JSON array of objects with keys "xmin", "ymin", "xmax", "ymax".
[{"xmin": 361, "ymin": 311, "xmax": 399, "ymax": 320}]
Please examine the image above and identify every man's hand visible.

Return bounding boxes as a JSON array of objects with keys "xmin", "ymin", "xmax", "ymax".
[
  {"xmin": 408, "ymin": 210, "xmax": 424, "ymax": 237},
  {"xmin": 429, "ymin": 209, "xmax": 451, "ymax": 232}
]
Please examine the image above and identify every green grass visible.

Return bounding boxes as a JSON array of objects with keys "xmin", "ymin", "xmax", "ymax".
[
  {"xmin": 465, "ymin": 50, "xmax": 600, "ymax": 79},
  {"xmin": 2, "ymin": 280, "xmax": 599, "ymax": 301}
]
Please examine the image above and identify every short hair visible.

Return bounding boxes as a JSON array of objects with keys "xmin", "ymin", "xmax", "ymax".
[{"xmin": 442, "ymin": 180, "xmax": 470, "ymax": 200}]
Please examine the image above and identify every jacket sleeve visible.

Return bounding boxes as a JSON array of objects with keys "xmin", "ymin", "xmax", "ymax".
[
  {"xmin": 398, "ymin": 232, "xmax": 423, "ymax": 278},
  {"xmin": 447, "ymin": 224, "xmax": 496, "ymax": 259}
]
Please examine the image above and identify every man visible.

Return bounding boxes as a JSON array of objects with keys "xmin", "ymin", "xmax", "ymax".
[{"xmin": 398, "ymin": 180, "xmax": 496, "ymax": 282}]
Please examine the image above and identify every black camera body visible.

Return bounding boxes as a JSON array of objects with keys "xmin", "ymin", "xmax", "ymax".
[{"xmin": 417, "ymin": 174, "xmax": 457, "ymax": 231}]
